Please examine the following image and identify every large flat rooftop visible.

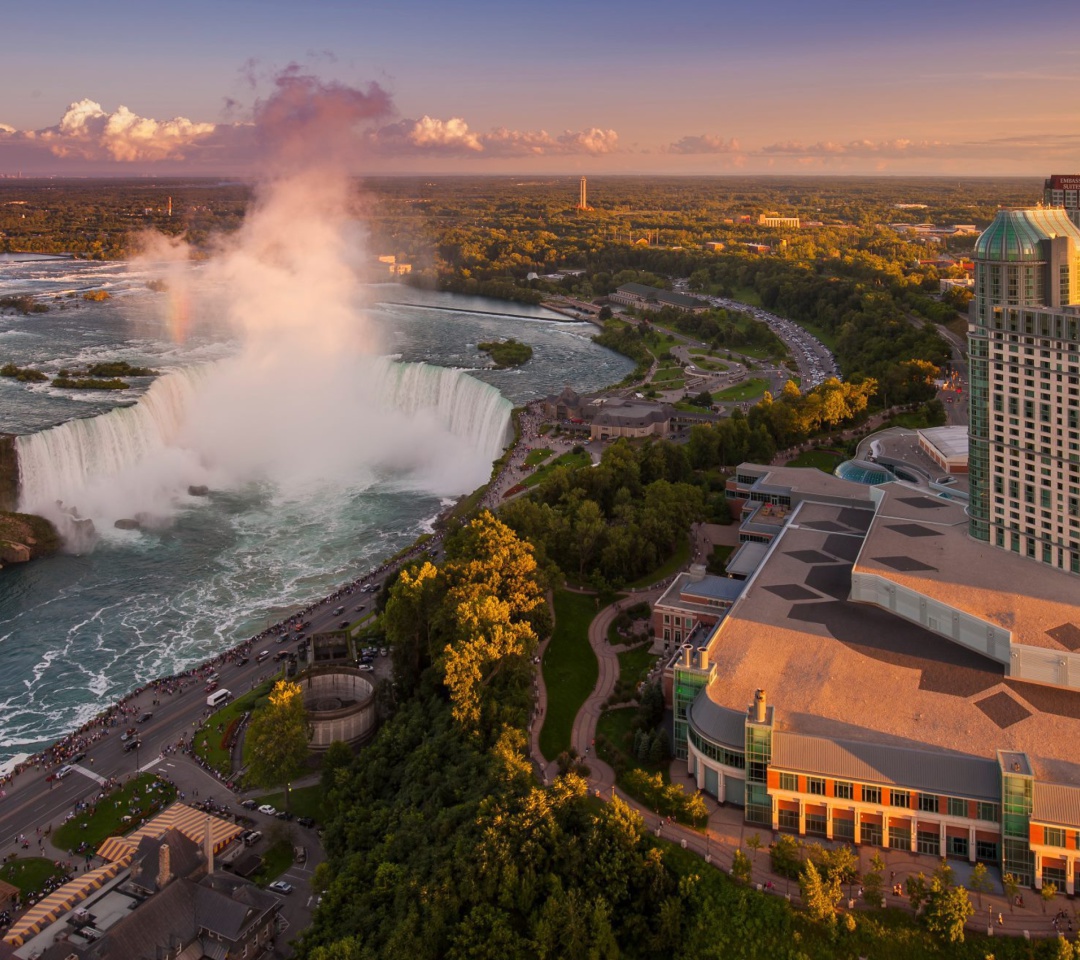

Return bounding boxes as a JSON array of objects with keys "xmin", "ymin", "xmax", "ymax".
[
  {"xmin": 854, "ymin": 487, "xmax": 1080, "ymax": 652},
  {"xmin": 703, "ymin": 494, "xmax": 1080, "ymax": 785}
]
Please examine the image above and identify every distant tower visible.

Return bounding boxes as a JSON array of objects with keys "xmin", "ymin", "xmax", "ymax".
[
  {"xmin": 167, "ymin": 196, "xmax": 173, "ymax": 217},
  {"xmin": 578, "ymin": 177, "xmax": 587, "ymax": 210}
]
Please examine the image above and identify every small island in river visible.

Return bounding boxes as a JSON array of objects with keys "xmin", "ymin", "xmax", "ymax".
[{"xmin": 477, "ymin": 338, "xmax": 532, "ymax": 369}]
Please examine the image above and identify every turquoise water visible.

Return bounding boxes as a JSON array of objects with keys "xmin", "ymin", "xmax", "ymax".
[{"xmin": 0, "ymin": 261, "xmax": 632, "ymax": 760}]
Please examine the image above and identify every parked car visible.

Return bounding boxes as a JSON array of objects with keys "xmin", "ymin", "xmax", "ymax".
[
  {"xmin": 268, "ymin": 881, "xmax": 294, "ymax": 894},
  {"xmin": 240, "ymin": 799, "xmax": 258, "ymax": 810},
  {"xmin": 294, "ymin": 846, "xmax": 307, "ymax": 864},
  {"xmin": 296, "ymin": 816, "xmax": 316, "ymax": 828},
  {"xmin": 339, "ymin": 620, "xmax": 350, "ymax": 629},
  {"xmin": 358, "ymin": 663, "xmax": 374, "ymax": 673},
  {"xmin": 243, "ymin": 830, "xmax": 262, "ymax": 846},
  {"xmin": 276, "ymin": 810, "xmax": 293, "ymax": 821},
  {"xmin": 257, "ymin": 804, "xmax": 277, "ymax": 816}
]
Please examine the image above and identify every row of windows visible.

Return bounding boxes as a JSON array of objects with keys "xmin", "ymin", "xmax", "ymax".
[
  {"xmin": 1039, "ymin": 827, "xmax": 1080, "ymax": 849},
  {"xmin": 775, "ymin": 810, "xmax": 1001, "ymax": 861},
  {"xmin": 772, "ymin": 773, "xmax": 998, "ymax": 820}
]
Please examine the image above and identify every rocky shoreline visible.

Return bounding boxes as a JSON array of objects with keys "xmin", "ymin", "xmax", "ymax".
[
  {"xmin": 0, "ymin": 510, "xmax": 60, "ymax": 568},
  {"xmin": 0, "ymin": 407, "xmax": 530, "ymax": 780}
]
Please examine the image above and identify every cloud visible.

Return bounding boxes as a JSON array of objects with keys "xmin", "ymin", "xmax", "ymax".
[
  {"xmin": 1, "ymin": 91, "xmax": 619, "ymax": 170},
  {"xmin": 761, "ymin": 138, "xmax": 948, "ymax": 158},
  {"xmin": 667, "ymin": 134, "xmax": 740, "ymax": 155},
  {"xmin": 368, "ymin": 116, "xmax": 618, "ymax": 157},
  {"xmin": 21, "ymin": 99, "xmax": 219, "ymax": 162}
]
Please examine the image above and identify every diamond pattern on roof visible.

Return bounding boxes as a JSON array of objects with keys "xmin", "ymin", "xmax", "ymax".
[
  {"xmin": 896, "ymin": 496, "xmax": 947, "ymax": 510},
  {"xmin": 822, "ymin": 534, "xmax": 862, "ymax": 562},
  {"xmin": 872, "ymin": 555, "xmax": 938, "ymax": 573},
  {"xmin": 885, "ymin": 523, "xmax": 943, "ymax": 538},
  {"xmin": 837, "ymin": 507, "xmax": 875, "ymax": 532},
  {"xmin": 1047, "ymin": 623, "xmax": 1080, "ymax": 652},
  {"xmin": 805, "ymin": 564, "xmax": 851, "ymax": 601},
  {"xmin": 802, "ymin": 520, "xmax": 846, "ymax": 532},
  {"xmin": 784, "ymin": 550, "xmax": 835, "ymax": 565},
  {"xmin": 974, "ymin": 691, "xmax": 1032, "ymax": 730},
  {"xmin": 763, "ymin": 584, "xmax": 820, "ymax": 602}
]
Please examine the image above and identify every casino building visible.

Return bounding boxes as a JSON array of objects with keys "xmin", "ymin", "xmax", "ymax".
[
  {"xmin": 966, "ymin": 207, "xmax": 1080, "ymax": 574},
  {"xmin": 669, "ymin": 464, "xmax": 1080, "ymax": 891}
]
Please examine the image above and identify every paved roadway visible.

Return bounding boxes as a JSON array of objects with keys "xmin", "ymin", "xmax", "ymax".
[{"xmin": 0, "ymin": 569, "xmax": 393, "ymax": 949}]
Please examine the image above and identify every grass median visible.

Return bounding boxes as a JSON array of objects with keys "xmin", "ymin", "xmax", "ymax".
[
  {"xmin": 538, "ymin": 590, "xmax": 600, "ymax": 761},
  {"xmin": 52, "ymin": 773, "xmax": 178, "ymax": 854},
  {"xmin": 713, "ymin": 377, "xmax": 768, "ymax": 402},
  {"xmin": 194, "ymin": 679, "xmax": 275, "ymax": 776}
]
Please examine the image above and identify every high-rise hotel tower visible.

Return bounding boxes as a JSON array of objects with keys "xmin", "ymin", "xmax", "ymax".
[{"xmin": 969, "ymin": 208, "xmax": 1080, "ymax": 573}]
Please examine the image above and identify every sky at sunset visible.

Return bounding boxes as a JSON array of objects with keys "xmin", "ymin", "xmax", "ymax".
[{"xmin": 1, "ymin": 0, "xmax": 1078, "ymax": 177}]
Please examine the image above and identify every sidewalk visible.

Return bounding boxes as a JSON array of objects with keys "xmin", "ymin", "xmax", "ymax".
[{"xmin": 537, "ymin": 592, "xmax": 1073, "ymax": 943}]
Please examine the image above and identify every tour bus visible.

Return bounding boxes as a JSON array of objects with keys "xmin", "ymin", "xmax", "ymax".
[{"xmin": 206, "ymin": 688, "xmax": 232, "ymax": 708}]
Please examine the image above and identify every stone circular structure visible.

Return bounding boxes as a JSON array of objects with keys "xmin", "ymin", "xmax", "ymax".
[{"xmin": 299, "ymin": 665, "xmax": 377, "ymax": 751}]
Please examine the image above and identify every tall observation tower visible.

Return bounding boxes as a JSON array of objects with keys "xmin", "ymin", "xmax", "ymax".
[{"xmin": 577, "ymin": 176, "xmax": 587, "ymax": 210}]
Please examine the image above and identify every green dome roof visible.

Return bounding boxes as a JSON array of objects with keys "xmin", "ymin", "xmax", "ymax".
[{"xmin": 974, "ymin": 208, "xmax": 1080, "ymax": 262}]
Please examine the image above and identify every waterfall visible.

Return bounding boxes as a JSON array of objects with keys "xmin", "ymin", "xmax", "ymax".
[
  {"xmin": 16, "ymin": 366, "xmax": 208, "ymax": 516},
  {"xmin": 366, "ymin": 359, "xmax": 512, "ymax": 463},
  {"xmin": 15, "ymin": 358, "xmax": 512, "ymax": 533}
]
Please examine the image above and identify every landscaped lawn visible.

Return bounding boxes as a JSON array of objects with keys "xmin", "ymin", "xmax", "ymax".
[
  {"xmin": 539, "ymin": 590, "xmax": 600, "ymax": 761},
  {"xmin": 796, "ymin": 319, "xmax": 839, "ymax": 351},
  {"xmin": 626, "ymin": 534, "xmax": 690, "ymax": 589},
  {"xmin": 689, "ymin": 358, "xmax": 729, "ymax": 373},
  {"xmin": 523, "ymin": 450, "xmax": 591, "ymax": 488},
  {"xmin": 596, "ymin": 706, "xmax": 667, "ymax": 779},
  {"xmin": 524, "ymin": 447, "xmax": 553, "ymax": 467},
  {"xmin": 255, "ymin": 784, "xmax": 327, "ymax": 823},
  {"xmin": 785, "ymin": 449, "xmax": 844, "ymax": 473},
  {"xmin": 617, "ymin": 644, "xmax": 657, "ymax": 689},
  {"xmin": 652, "ymin": 366, "xmax": 683, "ymax": 381},
  {"xmin": 53, "ymin": 773, "xmax": 178, "ymax": 853},
  {"xmin": 0, "ymin": 858, "xmax": 70, "ymax": 899},
  {"xmin": 730, "ymin": 286, "xmax": 763, "ymax": 307},
  {"xmin": 251, "ymin": 839, "xmax": 295, "ymax": 886},
  {"xmin": 194, "ymin": 680, "xmax": 275, "ymax": 775},
  {"xmin": 713, "ymin": 377, "xmax": 768, "ymax": 402}
]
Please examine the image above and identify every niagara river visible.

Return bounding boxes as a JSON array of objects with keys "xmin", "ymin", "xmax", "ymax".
[{"xmin": 0, "ymin": 258, "xmax": 633, "ymax": 763}]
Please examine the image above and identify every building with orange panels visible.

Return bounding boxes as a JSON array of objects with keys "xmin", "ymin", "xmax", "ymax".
[{"xmin": 671, "ymin": 467, "xmax": 1080, "ymax": 891}]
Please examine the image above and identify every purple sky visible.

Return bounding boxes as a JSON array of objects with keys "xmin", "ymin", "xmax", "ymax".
[{"xmin": 2, "ymin": 0, "xmax": 1078, "ymax": 176}]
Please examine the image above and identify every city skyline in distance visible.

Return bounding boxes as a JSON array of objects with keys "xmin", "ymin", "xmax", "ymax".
[{"xmin": 1, "ymin": 0, "xmax": 1079, "ymax": 178}]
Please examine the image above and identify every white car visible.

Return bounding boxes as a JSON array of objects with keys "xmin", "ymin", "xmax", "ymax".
[{"xmin": 257, "ymin": 804, "xmax": 277, "ymax": 816}]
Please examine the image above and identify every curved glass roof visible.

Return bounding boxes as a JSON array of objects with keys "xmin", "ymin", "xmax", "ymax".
[
  {"xmin": 835, "ymin": 460, "xmax": 892, "ymax": 485},
  {"xmin": 974, "ymin": 208, "xmax": 1080, "ymax": 262}
]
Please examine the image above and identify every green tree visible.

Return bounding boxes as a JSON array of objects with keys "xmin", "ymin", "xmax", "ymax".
[
  {"xmin": 905, "ymin": 872, "xmax": 928, "ymax": 914},
  {"xmin": 731, "ymin": 848, "xmax": 752, "ymax": 885},
  {"xmin": 862, "ymin": 853, "xmax": 885, "ymax": 906},
  {"xmin": 245, "ymin": 679, "xmax": 310, "ymax": 810},
  {"xmin": 799, "ymin": 858, "xmax": 841, "ymax": 926},
  {"xmin": 968, "ymin": 861, "xmax": 992, "ymax": 909},
  {"xmin": 1002, "ymin": 871, "xmax": 1020, "ymax": 912},
  {"xmin": 1042, "ymin": 880, "xmax": 1059, "ymax": 913},
  {"xmin": 923, "ymin": 879, "xmax": 973, "ymax": 944},
  {"xmin": 745, "ymin": 833, "xmax": 762, "ymax": 863},
  {"xmin": 1051, "ymin": 935, "xmax": 1076, "ymax": 960}
]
